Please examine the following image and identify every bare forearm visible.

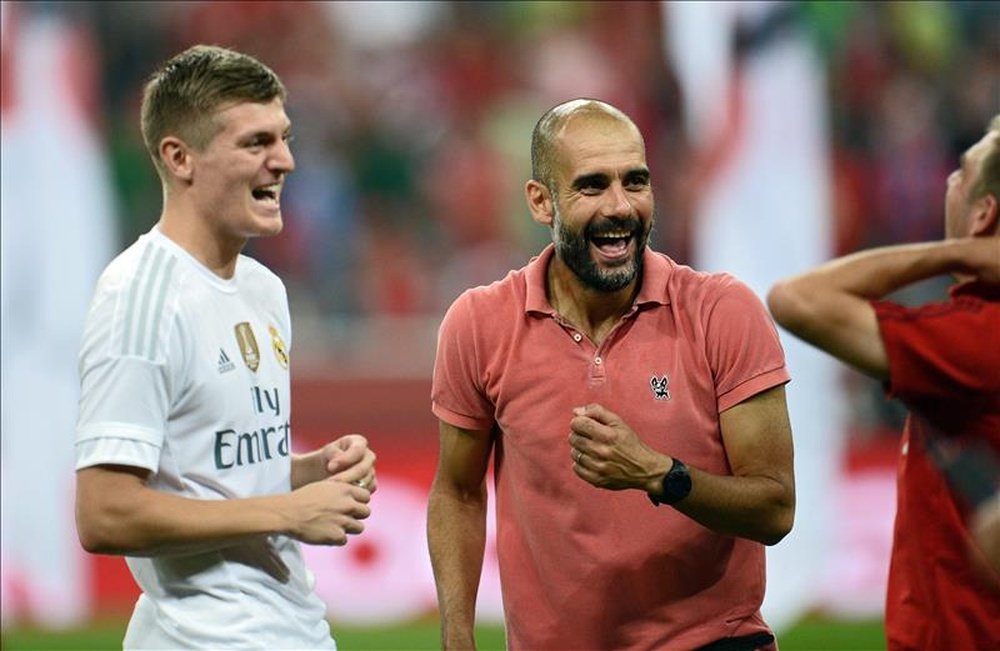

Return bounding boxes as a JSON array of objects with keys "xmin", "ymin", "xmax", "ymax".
[
  {"xmin": 774, "ymin": 239, "xmax": 993, "ymax": 304},
  {"xmin": 78, "ymin": 487, "xmax": 290, "ymax": 556},
  {"xmin": 427, "ymin": 481, "xmax": 487, "ymax": 650},
  {"xmin": 78, "ymin": 461, "xmax": 372, "ymax": 556},
  {"xmin": 672, "ymin": 389, "xmax": 796, "ymax": 545},
  {"xmin": 571, "ymin": 391, "xmax": 794, "ymax": 545},
  {"xmin": 650, "ymin": 465, "xmax": 794, "ymax": 545},
  {"xmin": 768, "ymin": 238, "xmax": 998, "ymax": 378}
]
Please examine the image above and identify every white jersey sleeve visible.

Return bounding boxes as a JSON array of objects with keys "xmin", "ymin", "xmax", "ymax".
[{"xmin": 75, "ymin": 237, "xmax": 182, "ymax": 472}]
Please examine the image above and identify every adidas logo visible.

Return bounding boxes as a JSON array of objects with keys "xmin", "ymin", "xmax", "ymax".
[{"xmin": 218, "ymin": 348, "xmax": 236, "ymax": 374}]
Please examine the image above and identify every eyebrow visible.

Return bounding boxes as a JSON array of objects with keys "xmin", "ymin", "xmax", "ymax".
[
  {"xmin": 239, "ymin": 126, "xmax": 292, "ymax": 144},
  {"xmin": 570, "ymin": 173, "xmax": 609, "ymax": 190},
  {"xmin": 570, "ymin": 168, "xmax": 650, "ymax": 190},
  {"xmin": 240, "ymin": 131, "xmax": 274, "ymax": 144},
  {"xmin": 625, "ymin": 168, "xmax": 651, "ymax": 182}
]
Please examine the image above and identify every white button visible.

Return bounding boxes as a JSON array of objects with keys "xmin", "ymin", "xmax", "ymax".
[
  {"xmin": 573, "ymin": 333, "xmax": 582, "ymax": 342},
  {"xmin": 594, "ymin": 357, "xmax": 603, "ymax": 365}
]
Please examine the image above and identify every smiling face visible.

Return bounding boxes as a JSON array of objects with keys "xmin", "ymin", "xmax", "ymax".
[
  {"xmin": 187, "ymin": 98, "xmax": 294, "ymax": 243},
  {"xmin": 540, "ymin": 112, "xmax": 654, "ymax": 293}
]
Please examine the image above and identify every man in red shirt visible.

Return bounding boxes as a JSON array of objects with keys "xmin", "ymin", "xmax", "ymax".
[
  {"xmin": 767, "ymin": 115, "xmax": 1000, "ymax": 650},
  {"xmin": 428, "ymin": 99, "xmax": 795, "ymax": 650}
]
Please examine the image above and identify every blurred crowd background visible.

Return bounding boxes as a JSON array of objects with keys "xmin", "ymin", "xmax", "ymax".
[
  {"xmin": 59, "ymin": 0, "xmax": 1000, "ymax": 431},
  {"xmin": 2, "ymin": 0, "xmax": 998, "ymax": 632}
]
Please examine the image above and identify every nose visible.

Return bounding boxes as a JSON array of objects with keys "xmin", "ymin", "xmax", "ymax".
[
  {"xmin": 270, "ymin": 139, "xmax": 295, "ymax": 175},
  {"xmin": 603, "ymin": 181, "xmax": 633, "ymax": 217}
]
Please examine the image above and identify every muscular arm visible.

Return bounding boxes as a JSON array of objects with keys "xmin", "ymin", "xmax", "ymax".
[
  {"xmin": 426, "ymin": 420, "xmax": 494, "ymax": 651},
  {"xmin": 76, "ymin": 463, "xmax": 371, "ymax": 557},
  {"xmin": 766, "ymin": 237, "xmax": 1000, "ymax": 380},
  {"xmin": 570, "ymin": 385, "xmax": 795, "ymax": 545},
  {"xmin": 674, "ymin": 386, "xmax": 794, "ymax": 544}
]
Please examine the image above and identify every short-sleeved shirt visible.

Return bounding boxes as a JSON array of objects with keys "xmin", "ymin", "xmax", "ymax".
[
  {"xmin": 874, "ymin": 281, "xmax": 1000, "ymax": 651},
  {"xmin": 432, "ymin": 245, "xmax": 790, "ymax": 650},
  {"xmin": 76, "ymin": 228, "xmax": 334, "ymax": 650}
]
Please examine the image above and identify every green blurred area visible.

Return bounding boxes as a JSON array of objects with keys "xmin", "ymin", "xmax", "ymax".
[{"xmin": 1, "ymin": 616, "xmax": 884, "ymax": 650}]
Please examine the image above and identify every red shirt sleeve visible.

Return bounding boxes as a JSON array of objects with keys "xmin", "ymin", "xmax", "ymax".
[
  {"xmin": 874, "ymin": 296, "xmax": 1000, "ymax": 404},
  {"xmin": 431, "ymin": 291, "xmax": 495, "ymax": 432},
  {"xmin": 703, "ymin": 275, "xmax": 790, "ymax": 412}
]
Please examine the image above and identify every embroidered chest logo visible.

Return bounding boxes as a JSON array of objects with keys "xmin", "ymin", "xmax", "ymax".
[
  {"xmin": 217, "ymin": 348, "xmax": 236, "ymax": 374},
  {"xmin": 650, "ymin": 374, "xmax": 671, "ymax": 401},
  {"xmin": 234, "ymin": 322, "xmax": 260, "ymax": 372},
  {"xmin": 269, "ymin": 325, "xmax": 289, "ymax": 370}
]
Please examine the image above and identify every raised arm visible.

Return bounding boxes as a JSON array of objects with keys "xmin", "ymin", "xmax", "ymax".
[
  {"xmin": 76, "ymin": 462, "xmax": 372, "ymax": 557},
  {"xmin": 569, "ymin": 385, "xmax": 795, "ymax": 546},
  {"xmin": 766, "ymin": 237, "xmax": 1000, "ymax": 379},
  {"xmin": 426, "ymin": 420, "xmax": 495, "ymax": 651}
]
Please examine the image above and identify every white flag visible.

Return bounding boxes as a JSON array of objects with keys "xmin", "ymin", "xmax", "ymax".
[{"xmin": 1, "ymin": 4, "xmax": 116, "ymax": 627}]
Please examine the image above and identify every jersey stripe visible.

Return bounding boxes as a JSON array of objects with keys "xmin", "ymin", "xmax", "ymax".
[
  {"xmin": 145, "ymin": 255, "xmax": 177, "ymax": 359},
  {"xmin": 121, "ymin": 242, "xmax": 175, "ymax": 358},
  {"xmin": 120, "ymin": 243, "xmax": 154, "ymax": 356},
  {"xmin": 131, "ymin": 247, "xmax": 165, "ymax": 357}
]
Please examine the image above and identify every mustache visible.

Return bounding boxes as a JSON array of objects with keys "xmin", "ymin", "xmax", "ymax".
[{"xmin": 585, "ymin": 218, "xmax": 643, "ymax": 239}]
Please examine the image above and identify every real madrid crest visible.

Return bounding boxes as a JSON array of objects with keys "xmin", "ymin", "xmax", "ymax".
[
  {"xmin": 234, "ymin": 322, "xmax": 260, "ymax": 372},
  {"xmin": 269, "ymin": 325, "xmax": 289, "ymax": 370}
]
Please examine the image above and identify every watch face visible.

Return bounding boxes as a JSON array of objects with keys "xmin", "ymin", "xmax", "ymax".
[
  {"xmin": 664, "ymin": 461, "xmax": 692, "ymax": 503},
  {"xmin": 648, "ymin": 460, "xmax": 692, "ymax": 506}
]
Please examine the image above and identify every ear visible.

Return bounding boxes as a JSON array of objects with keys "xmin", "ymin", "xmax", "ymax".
[
  {"xmin": 970, "ymin": 192, "xmax": 999, "ymax": 236},
  {"xmin": 525, "ymin": 179, "xmax": 554, "ymax": 227},
  {"xmin": 159, "ymin": 136, "xmax": 195, "ymax": 183}
]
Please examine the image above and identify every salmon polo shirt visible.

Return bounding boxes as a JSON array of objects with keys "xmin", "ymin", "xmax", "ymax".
[{"xmin": 432, "ymin": 245, "xmax": 790, "ymax": 651}]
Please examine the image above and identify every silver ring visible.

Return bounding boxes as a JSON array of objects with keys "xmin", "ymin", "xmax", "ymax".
[
  {"xmin": 574, "ymin": 450, "xmax": 583, "ymax": 463},
  {"xmin": 353, "ymin": 479, "xmax": 367, "ymax": 488}
]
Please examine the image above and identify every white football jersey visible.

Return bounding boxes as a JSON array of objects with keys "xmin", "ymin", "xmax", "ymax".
[{"xmin": 76, "ymin": 228, "xmax": 335, "ymax": 649}]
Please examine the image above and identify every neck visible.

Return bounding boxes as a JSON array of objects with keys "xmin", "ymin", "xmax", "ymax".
[
  {"xmin": 547, "ymin": 256, "xmax": 639, "ymax": 345},
  {"xmin": 158, "ymin": 206, "xmax": 244, "ymax": 279}
]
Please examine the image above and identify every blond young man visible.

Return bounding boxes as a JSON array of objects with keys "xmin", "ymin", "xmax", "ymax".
[{"xmin": 75, "ymin": 45, "xmax": 376, "ymax": 649}]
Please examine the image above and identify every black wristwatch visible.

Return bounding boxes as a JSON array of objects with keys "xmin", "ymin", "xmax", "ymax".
[{"xmin": 648, "ymin": 459, "xmax": 692, "ymax": 506}]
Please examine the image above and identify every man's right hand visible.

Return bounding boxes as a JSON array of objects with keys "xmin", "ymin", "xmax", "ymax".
[{"xmin": 284, "ymin": 479, "xmax": 371, "ymax": 545}]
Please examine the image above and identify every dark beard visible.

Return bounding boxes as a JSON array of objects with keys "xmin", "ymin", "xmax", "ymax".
[{"xmin": 554, "ymin": 216, "xmax": 648, "ymax": 292}]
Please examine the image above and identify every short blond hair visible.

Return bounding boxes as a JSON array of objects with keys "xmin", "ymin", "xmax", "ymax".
[{"xmin": 140, "ymin": 45, "xmax": 286, "ymax": 176}]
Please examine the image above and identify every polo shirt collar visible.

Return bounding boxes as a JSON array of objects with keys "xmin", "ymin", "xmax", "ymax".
[{"xmin": 524, "ymin": 244, "xmax": 673, "ymax": 316}]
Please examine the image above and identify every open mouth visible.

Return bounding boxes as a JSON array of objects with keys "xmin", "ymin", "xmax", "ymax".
[
  {"xmin": 589, "ymin": 228, "xmax": 635, "ymax": 259},
  {"xmin": 252, "ymin": 184, "xmax": 281, "ymax": 206}
]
